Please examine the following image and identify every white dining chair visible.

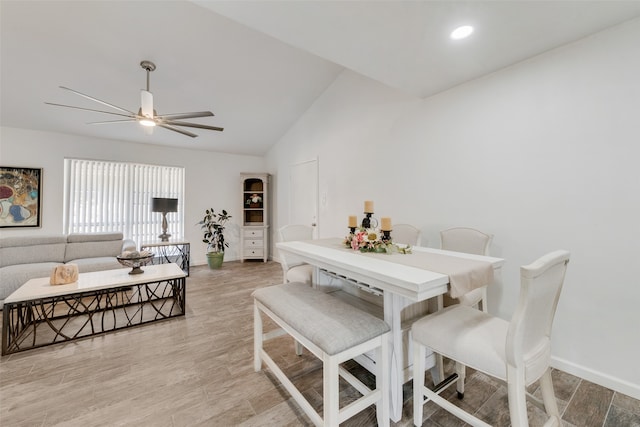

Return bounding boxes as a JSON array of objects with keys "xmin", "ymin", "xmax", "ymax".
[
  {"xmin": 278, "ymin": 224, "xmax": 314, "ymax": 285},
  {"xmin": 391, "ymin": 223, "xmax": 422, "ymax": 246},
  {"xmin": 440, "ymin": 227, "xmax": 493, "ymax": 312},
  {"xmin": 412, "ymin": 250, "xmax": 570, "ymax": 427}
]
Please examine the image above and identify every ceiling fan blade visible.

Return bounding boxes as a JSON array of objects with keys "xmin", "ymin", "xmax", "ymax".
[
  {"xmin": 163, "ymin": 120, "xmax": 224, "ymax": 132},
  {"xmin": 87, "ymin": 119, "xmax": 138, "ymax": 124},
  {"xmin": 155, "ymin": 111, "xmax": 214, "ymax": 120},
  {"xmin": 59, "ymin": 86, "xmax": 136, "ymax": 115},
  {"xmin": 141, "ymin": 90, "xmax": 154, "ymax": 118},
  {"xmin": 45, "ymin": 102, "xmax": 136, "ymax": 119},
  {"xmin": 157, "ymin": 123, "xmax": 198, "ymax": 138}
]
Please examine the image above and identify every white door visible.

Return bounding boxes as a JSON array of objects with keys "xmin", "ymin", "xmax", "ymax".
[{"xmin": 289, "ymin": 158, "xmax": 319, "ymax": 238}]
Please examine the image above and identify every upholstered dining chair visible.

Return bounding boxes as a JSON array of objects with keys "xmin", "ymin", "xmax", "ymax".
[
  {"xmin": 391, "ymin": 223, "xmax": 422, "ymax": 246},
  {"xmin": 278, "ymin": 224, "xmax": 314, "ymax": 285},
  {"xmin": 412, "ymin": 250, "xmax": 570, "ymax": 427},
  {"xmin": 440, "ymin": 227, "xmax": 493, "ymax": 312}
]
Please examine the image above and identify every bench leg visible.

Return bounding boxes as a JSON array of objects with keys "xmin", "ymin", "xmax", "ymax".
[
  {"xmin": 323, "ymin": 353, "xmax": 340, "ymax": 427},
  {"xmin": 254, "ymin": 302, "xmax": 263, "ymax": 372}
]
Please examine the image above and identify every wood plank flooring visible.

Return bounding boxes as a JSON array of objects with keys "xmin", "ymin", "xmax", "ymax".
[{"xmin": 1, "ymin": 261, "xmax": 638, "ymax": 426}]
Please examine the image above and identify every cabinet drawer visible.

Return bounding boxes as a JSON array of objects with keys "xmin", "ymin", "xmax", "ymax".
[
  {"xmin": 243, "ymin": 248, "xmax": 264, "ymax": 257},
  {"xmin": 244, "ymin": 239, "xmax": 263, "ymax": 248},
  {"xmin": 244, "ymin": 229, "xmax": 264, "ymax": 238}
]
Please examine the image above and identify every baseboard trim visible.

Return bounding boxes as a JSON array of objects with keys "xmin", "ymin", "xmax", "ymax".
[{"xmin": 551, "ymin": 356, "xmax": 640, "ymax": 400}]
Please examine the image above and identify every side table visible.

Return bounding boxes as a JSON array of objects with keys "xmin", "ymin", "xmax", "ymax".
[{"xmin": 140, "ymin": 240, "xmax": 190, "ymax": 276}]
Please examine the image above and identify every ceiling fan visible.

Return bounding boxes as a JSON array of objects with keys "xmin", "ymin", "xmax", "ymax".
[{"xmin": 45, "ymin": 60, "xmax": 223, "ymax": 138}]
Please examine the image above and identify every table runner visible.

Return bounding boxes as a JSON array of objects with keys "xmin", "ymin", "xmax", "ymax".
[{"xmin": 309, "ymin": 239, "xmax": 494, "ymax": 298}]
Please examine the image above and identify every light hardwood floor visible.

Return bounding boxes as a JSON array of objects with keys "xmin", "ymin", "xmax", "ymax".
[{"xmin": 1, "ymin": 261, "xmax": 638, "ymax": 426}]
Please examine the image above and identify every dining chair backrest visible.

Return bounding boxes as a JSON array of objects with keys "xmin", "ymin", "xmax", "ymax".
[
  {"xmin": 440, "ymin": 227, "xmax": 493, "ymax": 311},
  {"xmin": 279, "ymin": 224, "xmax": 313, "ymax": 244},
  {"xmin": 440, "ymin": 227, "xmax": 492, "ymax": 256},
  {"xmin": 392, "ymin": 223, "xmax": 422, "ymax": 246},
  {"xmin": 278, "ymin": 224, "xmax": 314, "ymax": 284},
  {"xmin": 507, "ymin": 250, "xmax": 570, "ymax": 373}
]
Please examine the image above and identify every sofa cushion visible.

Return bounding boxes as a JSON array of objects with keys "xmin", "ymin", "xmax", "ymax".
[
  {"xmin": 0, "ymin": 262, "xmax": 64, "ymax": 301},
  {"xmin": 67, "ymin": 232, "xmax": 123, "ymax": 243},
  {"xmin": 0, "ymin": 235, "xmax": 67, "ymax": 268},
  {"xmin": 70, "ymin": 257, "xmax": 123, "ymax": 273},
  {"xmin": 64, "ymin": 233, "xmax": 124, "ymax": 262}
]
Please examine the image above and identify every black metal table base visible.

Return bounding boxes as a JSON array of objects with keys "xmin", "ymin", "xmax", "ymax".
[
  {"xmin": 2, "ymin": 277, "xmax": 186, "ymax": 355},
  {"xmin": 141, "ymin": 243, "xmax": 190, "ymax": 276}
]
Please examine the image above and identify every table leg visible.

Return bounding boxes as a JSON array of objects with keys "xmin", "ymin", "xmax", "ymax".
[{"xmin": 383, "ymin": 292, "xmax": 404, "ymax": 422}]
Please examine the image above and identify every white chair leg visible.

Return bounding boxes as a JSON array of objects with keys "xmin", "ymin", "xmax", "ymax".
[
  {"xmin": 455, "ymin": 361, "xmax": 466, "ymax": 398},
  {"xmin": 413, "ymin": 342, "xmax": 426, "ymax": 426},
  {"xmin": 480, "ymin": 287, "xmax": 488, "ymax": 313},
  {"xmin": 253, "ymin": 303, "xmax": 263, "ymax": 372},
  {"xmin": 294, "ymin": 340, "xmax": 303, "ymax": 356},
  {"xmin": 539, "ymin": 369, "xmax": 561, "ymax": 420},
  {"xmin": 507, "ymin": 365, "xmax": 529, "ymax": 427}
]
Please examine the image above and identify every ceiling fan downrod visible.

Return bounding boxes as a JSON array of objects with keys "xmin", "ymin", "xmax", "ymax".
[{"xmin": 140, "ymin": 60, "xmax": 156, "ymax": 92}]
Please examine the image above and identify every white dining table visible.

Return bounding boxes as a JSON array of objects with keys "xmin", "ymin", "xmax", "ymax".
[{"xmin": 276, "ymin": 237, "xmax": 504, "ymax": 422}]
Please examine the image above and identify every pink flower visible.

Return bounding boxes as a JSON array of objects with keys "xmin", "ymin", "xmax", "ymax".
[{"xmin": 351, "ymin": 231, "xmax": 366, "ymax": 250}]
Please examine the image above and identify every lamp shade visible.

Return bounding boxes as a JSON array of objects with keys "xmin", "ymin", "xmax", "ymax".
[{"xmin": 151, "ymin": 197, "xmax": 178, "ymax": 213}]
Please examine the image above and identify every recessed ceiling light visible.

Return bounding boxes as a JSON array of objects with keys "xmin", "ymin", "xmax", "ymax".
[{"xmin": 450, "ymin": 25, "xmax": 474, "ymax": 40}]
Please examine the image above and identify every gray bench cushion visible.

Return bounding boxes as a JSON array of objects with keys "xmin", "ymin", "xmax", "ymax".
[{"xmin": 253, "ymin": 282, "xmax": 390, "ymax": 356}]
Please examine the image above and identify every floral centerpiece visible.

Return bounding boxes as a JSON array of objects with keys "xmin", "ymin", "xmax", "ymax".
[{"xmin": 344, "ymin": 228, "xmax": 412, "ymax": 254}]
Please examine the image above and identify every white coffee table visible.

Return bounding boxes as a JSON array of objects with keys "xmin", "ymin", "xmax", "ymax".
[{"xmin": 2, "ymin": 263, "xmax": 186, "ymax": 355}]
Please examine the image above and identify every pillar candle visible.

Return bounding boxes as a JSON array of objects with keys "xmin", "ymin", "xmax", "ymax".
[
  {"xmin": 364, "ymin": 200, "xmax": 374, "ymax": 213},
  {"xmin": 380, "ymin": 217, "xmax": 392, "ymax": 231},
  {"xmin": 348, "ymin": 215, "xmax": 357, "ymax": 227}
]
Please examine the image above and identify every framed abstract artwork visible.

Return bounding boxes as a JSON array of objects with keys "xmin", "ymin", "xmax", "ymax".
[{"xmin": 0, "ymin": 166, "xmax": 42, "ymax": 228}]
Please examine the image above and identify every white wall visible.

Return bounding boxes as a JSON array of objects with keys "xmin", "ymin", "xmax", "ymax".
[
  {"xmin": 0, "ymin": 127, "xmax": 265, "ymax": 265},
  {"xmin": 266, "ymin": 18, "xmax": 640, "ymax": 398}
]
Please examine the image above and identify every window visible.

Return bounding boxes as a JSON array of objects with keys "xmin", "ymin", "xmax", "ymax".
[{"xmin": 64, "ymin": 158, "xmax": 184, "ymax": 245}]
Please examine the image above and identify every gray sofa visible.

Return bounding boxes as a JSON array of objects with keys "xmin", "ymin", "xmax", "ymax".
[{"xmin": 0, "ymin": 232, "xmax": 136, "ymax": 307}]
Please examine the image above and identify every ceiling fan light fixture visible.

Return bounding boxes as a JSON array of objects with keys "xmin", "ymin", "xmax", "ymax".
[
  {"xmin": 139, "ymin": 118, "xmax": 156, "ymax": 127},
  {"xmin": 140, "ymin": 90, "xmax": 154, "ymax": 118},
  {"xmin": 450, "ymin": 25, "xmax": 474, "ymax": 40}
]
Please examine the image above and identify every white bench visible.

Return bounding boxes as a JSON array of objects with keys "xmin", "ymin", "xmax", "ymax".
[{"xmin": 253, "ymin": 282, "xmax": 391, "ymax": 427}]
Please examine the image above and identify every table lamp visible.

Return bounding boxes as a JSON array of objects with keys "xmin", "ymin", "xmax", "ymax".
[{"xmin": 151, "ymin": 197, "xmax": 178, "ymax": 241}]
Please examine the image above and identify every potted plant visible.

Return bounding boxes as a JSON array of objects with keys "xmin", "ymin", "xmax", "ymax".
[{"xmin": 198, "ymin": 208, "xmax": 231, "ymax": 269}]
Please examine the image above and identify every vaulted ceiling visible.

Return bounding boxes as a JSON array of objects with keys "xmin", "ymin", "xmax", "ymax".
[{"xmin": 2, "ymin": 1, "xmax": 639, "ymax": 155}]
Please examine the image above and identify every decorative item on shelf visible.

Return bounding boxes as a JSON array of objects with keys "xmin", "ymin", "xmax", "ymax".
[
  {"xmin": 117, "ymin": 250, "xmax": 154, "ymax": 274},
  {"xmin": 151, "ymin": 197, "xmax": 178, "ymax": 242},
  {"xmin": 245, "ymin": 193, "xmax": 263, "ymax": 208},
  {"xmin": 198, "ymin": 208, "xmax": 232, "ymax": 269}
]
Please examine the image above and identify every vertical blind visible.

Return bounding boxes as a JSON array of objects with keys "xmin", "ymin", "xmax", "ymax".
[{"xmin": 64, "ymin": 158, "xmax": 185, "ymax": 245}]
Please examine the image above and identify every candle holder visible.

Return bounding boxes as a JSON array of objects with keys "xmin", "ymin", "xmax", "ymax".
[
  {"xmin": 349, "ymin": 226, "xmax": 356, "ymax": 234},
  {"xmin": 382, "ymin": 230, "xmax": 392, "ymax": 242},
  {"xmin": 362, "ymin": 212, "xmax": 372, "ymax": 228},
  {"xmin": 362, "ymin": 212, "xmax": 378, "ymax": 229}
]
